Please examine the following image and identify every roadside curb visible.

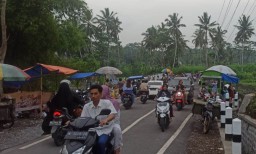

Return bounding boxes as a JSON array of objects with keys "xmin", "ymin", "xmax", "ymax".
[{"xmin": 218, "ymin": 122, "xmax": 232, "ymax": 154}]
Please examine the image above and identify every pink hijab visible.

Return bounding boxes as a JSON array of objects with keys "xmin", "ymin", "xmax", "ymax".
[{"xmin": 102, "ymin": 85, "xmax": 120, "ymax": 111}]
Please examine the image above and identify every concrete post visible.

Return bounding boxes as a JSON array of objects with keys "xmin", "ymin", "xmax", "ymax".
[
  {"xmin": 225, "ymin": 107, "xmax": 232, "ymax": 141},
  {"xmin": 220, "ymin": 102, "xmax": 226, "ymax": 128},
  {"xmin": 225, "ymin": 93, "xmax": 230, "ymax": 107},
  {"xmin": 232, "ymin": 118, "xmax": 241, "ymax": 154}
]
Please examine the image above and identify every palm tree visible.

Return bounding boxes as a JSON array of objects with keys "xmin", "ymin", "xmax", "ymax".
[
  {"xmin": 165, "ymin": 13, "xmax": 186, "ymax": 68},
  {"xmin": 210, "ymin": 26, "xmax": 227, "ymax": 64},
  {"xmin": 192, "ymin": 28, "xmax": 205, "ymax": 65},
  {"xmin": 234, "ymin": 15, "xmax": 255, "ymax": 66},
  {"xmin": 195, "ymin": 12, "xmax": 217, "ymax": 67},
  {"xmin": 93, "ymin": 8, "xmax": 117, "ymax": 65}
]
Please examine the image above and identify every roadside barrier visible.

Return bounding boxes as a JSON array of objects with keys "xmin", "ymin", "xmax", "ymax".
[
  {"xmin": 225, "ymin": 93, "xmax": 230, "ymax": 107},
  {"xmin": 225, "ymin": 107, "xmax": 232, "ymax": 141},
  {"xmin": 220, "ymin": 102, "xmax": 226, "ymax": 128},
  {"xmin": 234, "ymin": 93, "xmax": 238, "ymax": 108},
  {"xmin": 232, "ymin": 118, "xmax": 241, "ymax": 154}
]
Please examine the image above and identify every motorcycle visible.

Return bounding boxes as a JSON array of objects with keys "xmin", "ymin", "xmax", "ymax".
[
  {"xmin": 140, "ymin": 91, "xmax": 148, "ymax": 104},
  {"xmin": 187, "ymin": 88, "xmax": 194, "ymax": 104},
  {"xmin": 0, "ymin": 98, "xmax": 15, "ymax": 129},
  {"xmin": 202, "ymin": 99, "xmax": 214, "ymax": 134},
  {"xmin": 155, "ymin": 97, "xmax": 170, "ymax": 132},
  {"xmin": 174, "ymin": 90, "xmax": 185, "ymax": 111},
  {"xmin": 60, "ymin": 109, "xmax": 114, "ymax": 154},
  {"xmin": 50, "ymin": 108, "xmax": 74, "ymax": 146},
  {"xmin": 75, "ymin": 89, "xmax": 91, "ymax": 104},
  {"xmin": 122, "ymin": 93, "xmax": 133, "ymax": 109}
]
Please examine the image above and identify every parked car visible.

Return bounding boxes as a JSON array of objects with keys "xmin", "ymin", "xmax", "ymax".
[{"xmin": 148, "ymin": 80, "xmax": 163, "ymax": 99}]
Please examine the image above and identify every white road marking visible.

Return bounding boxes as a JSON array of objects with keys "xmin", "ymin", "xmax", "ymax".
[
  {"xmin": 156, "ymin": 113, "xmax": 193, "ymax": 154},
  {"xmin": 19, "ymin": 135, "xmax": 51, "ymax": 149},
  {"xmin": 19, "ymin": 108, "xmax": 154, "ymax": 150},
  {"xmin": 122, "ymin": 109, "xmax": 155, "ymax": 134}
]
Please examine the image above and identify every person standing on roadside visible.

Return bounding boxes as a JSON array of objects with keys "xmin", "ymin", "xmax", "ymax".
[
  {"xmin": 228, "ymin": 84, "xmax": 235, "ymax": 107},
  {"xmin": 102, "ymin": 85, "xmax": 123, "ymax": 154}
]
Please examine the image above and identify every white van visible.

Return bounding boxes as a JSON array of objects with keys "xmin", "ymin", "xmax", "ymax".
[{"xmin": 148, "ymin": 80, "xmax": 164, "ymax": 99}]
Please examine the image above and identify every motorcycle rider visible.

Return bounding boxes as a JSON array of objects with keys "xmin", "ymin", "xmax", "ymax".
[
  {"xmin": 139, "ymin": 79, "xmax": 149, "ymax": 95},
  {"xmin": 102, "ymin": 85, "xmax": 123, "ymax": 154},
  {"xmin": 42, "ymin": 80, "xmax": 84, "ymax": 135},
  {"xmin": 122, "ymin": 79, "xmax": 135, "ymax": 104},
  {"xmin": 175, "ymin": 80, "xmax": 186, "ymax": 104},
  {"xmin": 155, "ymin": 84, "xmax": 174, "ymax": 117},
  {"xmin": 81, "ymin": 84, "xmax": 117, "ymax": 154}
]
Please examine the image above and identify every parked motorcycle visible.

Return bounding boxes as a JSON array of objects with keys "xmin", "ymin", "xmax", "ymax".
[
  {"xmin": 122, "ymin": 93, "xmax": 133, "ymax": 109},
  {"xmin": 155, "ymin": 97, "xmax": 170, "ymax": 132},
  {"xmin": 50, "ymin": 108, "xmax": 74, "ymax": 146},
  {"xmin": 174, "ymin": 90, "xmax": 185, "ymax": 111},
  {"xmin": 202, "ymin": 99, "xmax": 214, "ymax": 134},
  {"xmin": 140, "ymin": 91, "xmax": 148, "ymax": 104},
  {"xmin": 60, "ymin": 109, "xmax": 114, "ymax": 154},
  {"xmin": 187, "ymin": 88, "xmax": 194, "ymax": 104},
  {"xmin": 0, "ymin": 98, "xmax": 15, "ymax": 129}
]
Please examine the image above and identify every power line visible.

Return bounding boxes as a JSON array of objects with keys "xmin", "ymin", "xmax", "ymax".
[
  {"xmin": 248, "ymin": 1, "xmax": 256, "ymax": 16},
  {"xmin": 221, "ymin": 0, "xmax": 234, "ymax": 27},
  {"xmin": 247, "ymin": 0, "xmax": 256, "ymax": 15},
  {"xmin": 242, "ymin": 0, "xmax": 250, "ymax": 15},
  {"xmin": 225, "ymin": 0, "xmax": 241, "ymax": 30},
  {"xmin": 217, "ymin": 0, "xmax": 226, "ymax": 23},
  {"xmin": 227, "ymin": 0, "xmax": 252, "ymax": 42}
]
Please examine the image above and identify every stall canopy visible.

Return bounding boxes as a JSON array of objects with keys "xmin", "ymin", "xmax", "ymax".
[
  {"xmin": 24, "ymin": 63, "xmax": 78, "ymax": 78},
  {"xmin": 221, "ymin": 74, "xmax": 239, "ymax": 84},
  {"xmin": 69, "ymin": 72, "xmax": 100, "ymax": 80},
  {"xmin": 128, "ymin": 75, "xmax": 144, "ymax": 80}
]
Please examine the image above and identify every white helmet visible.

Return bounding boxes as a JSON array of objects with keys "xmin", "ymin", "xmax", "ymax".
[{"xmin": 60, "ymin": 79, "xmax": 71, "ymax": 86}]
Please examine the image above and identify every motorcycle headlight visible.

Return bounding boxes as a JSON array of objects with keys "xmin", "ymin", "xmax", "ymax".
[{"xmin": 177, "ymin": 92, "xmax": 182, "ymax": 96}]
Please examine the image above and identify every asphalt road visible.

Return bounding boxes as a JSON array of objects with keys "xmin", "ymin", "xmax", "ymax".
[{"xmin": 1, "ymin": 87, "xmax": 199, "ymax": 154}]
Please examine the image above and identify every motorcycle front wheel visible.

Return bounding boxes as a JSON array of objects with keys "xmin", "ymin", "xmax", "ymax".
[
  {"xmin": 159, "ymin": 118, "xmax": 165, "ymax": 132},
  {"xmin": 203, "ymin": 116, "xmax": 211, "ymax": 134},
  {"xmin": 52, "ymin": 127, "xmax": 65, "ymax": 146}
]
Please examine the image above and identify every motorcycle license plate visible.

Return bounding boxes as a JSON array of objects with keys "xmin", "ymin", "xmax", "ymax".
[
  {"xmin": 177, "ymin": 100, "xmax": 182, "ymax": 103},
  {"xmin": 124, "ymin": 98, "xmax": 130, "ymax": 101},
  {"xmin": 64, "ymin": 131, "xmax": 89, "ymax": 140},
  {"xmin": 49, "ymin": 121, "xmax": 62, "ymax": 126}
]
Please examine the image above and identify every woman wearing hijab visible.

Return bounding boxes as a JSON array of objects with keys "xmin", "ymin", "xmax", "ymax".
[{"xmin": 102, "ymin": 85, "xmax": 123, "ymax": 154}]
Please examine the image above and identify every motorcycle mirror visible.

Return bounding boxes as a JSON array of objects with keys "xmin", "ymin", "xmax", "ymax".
[{"xmin": 99, "ymin": 109, "xmax": 111, "ymax": 116}]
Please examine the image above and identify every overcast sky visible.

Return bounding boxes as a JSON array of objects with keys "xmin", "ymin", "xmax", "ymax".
[{"xmin": 85, "ymin": 0, "xmax": 255, "ymax": 47}]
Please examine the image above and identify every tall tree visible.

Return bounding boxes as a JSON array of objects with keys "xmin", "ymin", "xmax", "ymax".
[
  {"xmin": 93, "ymin": 8, "xmax": 119, "ymax": 65},
  {"xmin": 165, "ymin": 13, "xmax": 186, "ymax": 68},
  {"xmin": 210, "ymin": 26, "xmax": 227, "ymax": 64},
  {"xmin": 195, "ymin": 12, "xmax": 217, "ymax": 67},
  {"xmin": 234, "ymin": 15, "xmax": 255, "ymax": 66}
]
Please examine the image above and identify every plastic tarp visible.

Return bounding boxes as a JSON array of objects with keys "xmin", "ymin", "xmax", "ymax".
[
  {"xmin": 69, "ymin": 72, "xmax": 100, "ymax": 79},
  {"xmin": 128, "ymin": 75, "xmax": 144, "ymax": 80},
  {"xmin": 24, "ymin": 63, "xmax": 78, "ymax": 78},
  {"xmin": 221, "ymin": 74, "xmax": 239, "ymax": 84}
]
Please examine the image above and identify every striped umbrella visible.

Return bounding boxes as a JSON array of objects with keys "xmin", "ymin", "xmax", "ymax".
[{"xmin": 0, "ymin": 64, "xmax": 30, "ymax": 81}]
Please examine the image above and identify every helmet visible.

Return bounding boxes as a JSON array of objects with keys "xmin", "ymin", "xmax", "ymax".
[{"xmin": 60, "ymin": 79, "xmax": 71, "ymax": 86}]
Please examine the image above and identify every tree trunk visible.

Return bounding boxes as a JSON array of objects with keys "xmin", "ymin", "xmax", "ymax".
[
  {"xmin": 0, "ymin": 0, "xmax": 7, "ymax": 95},
  {"xmin": 172, "ymin": 36, "xmax": 178, "ymax": 68},
  {"xmin": 0, "ymin": 0, "xmax": 7, "ymax": 63}
]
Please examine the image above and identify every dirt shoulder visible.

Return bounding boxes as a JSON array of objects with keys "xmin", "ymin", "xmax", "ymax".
[
  {"xmin": 186, "ymin": 115, "xmax": 224, "ymax": 154},
  {"xmin": 0, "ymin": 118, "xmax": 43, "ymax": 152}
]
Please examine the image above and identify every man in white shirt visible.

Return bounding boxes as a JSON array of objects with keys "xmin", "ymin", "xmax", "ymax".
[{"xmin": 81, "ymin": 84, "xmax": 117, "ymax": 154}]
